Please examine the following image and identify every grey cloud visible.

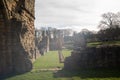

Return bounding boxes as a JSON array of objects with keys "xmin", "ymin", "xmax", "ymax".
[
  {"xmin": 35, "ymin": 0, "xmax": 120, "ymax": 31},
  {"xmin": 35, "ymin": 0, "xmax": 94, "ymax": 14}
]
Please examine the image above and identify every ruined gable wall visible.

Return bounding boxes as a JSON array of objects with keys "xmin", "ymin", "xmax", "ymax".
[{"xmin": 0, "ymin": 0, "xmax": 40, "ymax": 75}]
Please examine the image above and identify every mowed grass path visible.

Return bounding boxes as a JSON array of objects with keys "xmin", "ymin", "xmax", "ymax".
[
  {"xmin": 4, "ymin": 50, "xmax": 120, "ymax": 80},
  {"xmin": 33, "ymin": 50, "xmax": 71, "ymax": 69},
  {"xmin": 4, "ymin": 50, "xmax": 72, "ymax": 80}
]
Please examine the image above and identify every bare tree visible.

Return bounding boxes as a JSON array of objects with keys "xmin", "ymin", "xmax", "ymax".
[
  {"xmin": 97, "ymin": 12, "xmax": 120, "ymax": 41},
  {"xmin": 98, "ymin": 12, "xmax": 118, "ymax": 29}
]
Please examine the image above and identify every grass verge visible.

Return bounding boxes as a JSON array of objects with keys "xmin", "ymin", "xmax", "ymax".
[{"xmin": 87, "ymin": 40, "xmax": 120, "ymax": 47}]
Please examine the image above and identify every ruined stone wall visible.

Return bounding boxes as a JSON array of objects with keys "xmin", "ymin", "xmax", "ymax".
[
  {"xmin": 49, "ymin": 39, "xmax": 58, "ymax": 50},
  {"xmin": 0, "ymin": 0, "xmax": 40, "ymax": 75},
  {"xmin": 35, "ymin": 30, "xmax": 49, "ymax": 55},
  {"xmin": 0, "ymin": 0, "xmax": 13, "ymax": 75},
  {"xmin": 64, "ymin": 46, "xmax": 120, "ymax": 70}
]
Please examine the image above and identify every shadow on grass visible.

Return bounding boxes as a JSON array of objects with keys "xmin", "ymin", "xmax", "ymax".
[{"xmin": 53, "ymin": 68, "xmax": 120, "ymax": 79}]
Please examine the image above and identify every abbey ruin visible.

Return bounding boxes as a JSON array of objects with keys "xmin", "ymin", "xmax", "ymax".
[
  {"xmin": 1, "ymin": 0, "xmax": 120, "ymax": 78},
  {"xmin": 0, "ymin": 0, "xmax": 40, "ymax": 75}
]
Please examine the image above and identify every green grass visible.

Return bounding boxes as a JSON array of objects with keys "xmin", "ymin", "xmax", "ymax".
[
  {"xmin": 4, "ymin": 50, "xmax": 120, "ymax": 80},
  {"xmin": 87, "ymin": 41, "xmax": 120, "ymax": 47},
  {"xmin": 4, "ymin": 50, "xmax": 72, "ymax": 80},
  {"xmin": 33, "ymin": 50, "xmax": 71, "ymax": 69},
  {"xmin": 4, "ymin": 69, "xmax": 120, "ymax": 80}
]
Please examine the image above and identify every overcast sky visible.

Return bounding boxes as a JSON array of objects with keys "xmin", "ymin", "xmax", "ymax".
[{"xmin": 35, "ymin": 0, "xmax": 120, "ymax": 31}]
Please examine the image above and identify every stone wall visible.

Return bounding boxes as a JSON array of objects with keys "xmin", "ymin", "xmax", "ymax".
[
  {"xmin": 64, "ymin": 46, "xmax": 120, "ymax": 70},
  {"xmin": 35, "ymin": 30, "xmax": 49, "ymax": 55},
  {"xmin": 49, "ymin": 39, "xmax": 58, "ymax": 50},
  {"xmin": 0, "ymin": 0, "xmax": 40, "ymax": 75}
]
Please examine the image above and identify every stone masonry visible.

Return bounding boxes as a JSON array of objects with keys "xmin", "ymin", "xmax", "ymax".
[
  {"xmin": 64, "ymin": 45, "xmax": 120, "ymax": 70},
  {"xmin": 35, "ymin": 29, "xmax": 49, "ymax": 55},
  {"xmin": 0, "ymin": 0, "xmax": 40, "ymax": 75}
]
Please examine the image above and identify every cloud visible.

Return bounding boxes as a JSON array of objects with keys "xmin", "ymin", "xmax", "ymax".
[
  {"xmin": 35, "ymin": 0, "xmax": 120, "ymax": 31},
  {"xmin": 35, "ymin": 0, "xmax": 94, "ymax": 24}
]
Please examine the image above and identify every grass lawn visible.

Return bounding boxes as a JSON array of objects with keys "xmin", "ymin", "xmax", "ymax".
[
  {"xmin": 87, "ymin": 40, "xmax": 120, "ymax": 47},
  {"xmin": 33, "ymin": 50, "xmax": 71, "ymax": 69},
  {"xmin": 3, "ymin": 50, "xmax": 120, "ymax": 80}
]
